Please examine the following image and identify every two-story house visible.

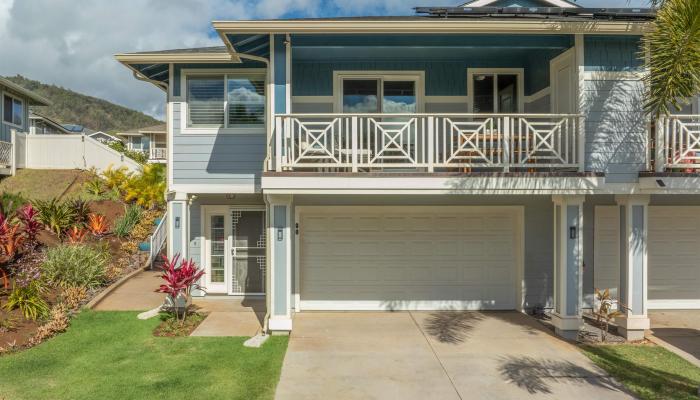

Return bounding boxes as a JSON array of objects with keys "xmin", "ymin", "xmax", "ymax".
[
  {"xmin": 1, "ymin": 77, "xmax": 51, "ymax": 141},
  {"xmin": 116, "ymin": 0, "xmax": 699, "ymax": 341}
]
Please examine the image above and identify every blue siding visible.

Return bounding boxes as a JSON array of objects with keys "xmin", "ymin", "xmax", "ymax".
[
  {"xmin": 0, "ymin": 85, "xmax": 30, "ymax": 141},
  {"xmin": 566, "ymin": 205, "xmax": 580, "ymax": 316},
  {"xmin": 171, "ymin": 102, "xmax": 265, "ymax": 187},
  {"xmin": 273, "ymin": 205, "xmax": 288, "ymax": 316},
  {"xmin": 273, "ymin": 35, "xmax": 287, "ymax": 113},
  {"xmin": 584, "ymin": 35, "xmax": 643, "ymax": 72},
  {"xmin": 630, "ymin": 205, "xmax": 645, "ymax": 314}
]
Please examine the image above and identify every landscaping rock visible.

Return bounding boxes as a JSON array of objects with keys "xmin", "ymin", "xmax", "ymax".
[
  {"xmin": 244, "ymin": 333, "xmax": 269, "ymax": 348},
  {"xmin": 137, "ymin": 306, "xmax": 162, "ymax": 320}
]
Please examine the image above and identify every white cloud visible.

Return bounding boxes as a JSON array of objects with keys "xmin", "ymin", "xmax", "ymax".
[{"xmin": 0, "ymin": 0, "xmax": 649, "ymax": 123}]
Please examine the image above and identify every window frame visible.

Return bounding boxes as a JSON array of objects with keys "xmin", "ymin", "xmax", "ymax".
[
  {"xmin": 2, "ymin": 92, "xmax": 24, "ymax": 129},
  {"xmin": 333, "ymin": 71, "xmax": 425, "ymax": 114},
  {"xmin": 180, "ymin": 68, "xmax": 267, "ymax": 134},
  {"xmin": 467, "ymin": 68, "xmax": 525, "ymax": 114}
]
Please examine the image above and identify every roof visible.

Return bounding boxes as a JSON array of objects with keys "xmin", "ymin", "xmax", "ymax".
[
  {"xmin": 460, "ymin": 0, "xmax": 580, "ymax": 8},
  {"xmin": 0, "ymin": 77, "xmax": 51, "ymax": 106},
  {"xmin": 29, "ymin": 112, "xmax": 71, "ymax": 134},
  {"xmin": 118, "ymin": 123, "xmax": 166, "ymax": 137},
  {"xmin": 89, "ymin": 131, "xmax": 122, "ymax": 142}
]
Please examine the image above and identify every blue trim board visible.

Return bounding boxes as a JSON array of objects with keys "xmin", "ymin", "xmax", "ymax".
[{"xmin": 273, "ymin": 205, "xmax": 288, "ymax": 316}]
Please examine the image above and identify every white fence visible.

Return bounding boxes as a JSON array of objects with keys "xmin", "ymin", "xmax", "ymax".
[
  {"xmin": 13, "ymin": 132, "xmax": 141, "ymax": 173},
  {"xmin": 273, "ymin": 113, "xmax": 585, "ymax": 173},
  {"xmin": 656, "ymin": 115, "xmax": 700, "ymax": 172}
]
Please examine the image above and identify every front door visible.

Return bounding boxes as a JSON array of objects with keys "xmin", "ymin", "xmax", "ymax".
[
  {"xmin": 231, "ymin": 209, "xmax": 266, "ymax": 295},
  {"xmin": 204, "ymin": 207, "xmax": 266, "ymax": 295}
]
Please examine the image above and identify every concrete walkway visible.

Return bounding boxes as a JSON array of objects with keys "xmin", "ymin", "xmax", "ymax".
[
  {"xmin": 190, "ymin": 298, "xmax": 266, "ymax": 337},
  {"xmin": 649, "ymin": 310, "xmax": 700, "ymax": 367},
  {"xmin": 93, "ymin": 270, "xmax": 164, "ymax": 311},
  {"xmin": 275, "ymin": 311, "xmax": 633, "ymax": 400}
]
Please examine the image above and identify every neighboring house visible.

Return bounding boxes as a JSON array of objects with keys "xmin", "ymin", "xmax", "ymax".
[
  {"xmin": 89, "ymin": 131, "xmax": 122, "ymax": 144},
  {"xmin": 116, "ymin": 2, "xmax": 700, "ymax": 341},
  {"xmin": 29, "ymin": 111, "xmax": 73, "ymax": 135},
  {"xmin": 117, "ymin": 124, "xmax": 167, "ymax": 163},
  {"xmin": 0, "ymin": 77, "xmax": 50, "ymax": 142}
]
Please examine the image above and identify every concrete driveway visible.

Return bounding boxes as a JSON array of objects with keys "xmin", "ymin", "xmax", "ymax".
[
  {"xmin": 649, "ymin": 310, "xmax": 700, "ymax": 367},
  {"xmin": 275, "ymin": 311, "xmax": 633, "ymax": 400}
]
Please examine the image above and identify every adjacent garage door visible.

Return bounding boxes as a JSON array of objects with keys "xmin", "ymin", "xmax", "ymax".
[
  {"xmin": 298, "ymin": 206, "xmax": 522, "ymax": 311},
  {"xmin": 649, "ymin": 207, "xmax": 700, "ymax": 309}
]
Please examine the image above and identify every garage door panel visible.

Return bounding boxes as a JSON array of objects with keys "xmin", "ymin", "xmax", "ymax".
[
  {"xmin": 299, "ymin": 207, "xmax": 520, "ymax": 311},
  {"xmin": 649, "ymin": 206, "xmax": 700, "ymax": 308}
]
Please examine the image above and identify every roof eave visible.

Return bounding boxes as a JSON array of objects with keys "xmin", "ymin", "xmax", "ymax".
[
  {"xmin": 114, "ymin": 52, "xmax": 240, "ymax": 63},
  {"xmin": 212, "ymin": 19, "xmax": 651, "ymax": 34},
  {"xmin": 0, "ymin": 77, "xmax": 51, "ymax": 106}
]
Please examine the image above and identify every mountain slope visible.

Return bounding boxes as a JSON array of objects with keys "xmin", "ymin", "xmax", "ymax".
[{"xmin": 4, "ymin": 75, "xmax": 161, "ymax": 133}]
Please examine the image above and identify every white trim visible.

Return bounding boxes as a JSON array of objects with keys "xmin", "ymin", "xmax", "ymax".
[
  {"xmin": 167, "ymin": 63, "xmax": 174, "ymax": 190},
  {"xmin": 1, "ymin": 92, "xmax": 24, "ymax": 129},
  {"xmin": 549, "ymin": 48, "xmax": 576, "ymax": 114},
  {"xmin": 524, "ymin": 87, "xmax": 550, "ymax": 104},
  {"xmin": 268, "ymin": 317, "xmax": 293, "ymax": 331},
  {"xmin": 467, "ymin": 68, "xmax": 525, "ymax": 113},
  {"xmin": 332, "ymin": 71, "xmax": 425, "ymax": 113},
  {"xmin": 179, "ymin": 68, "xmax": 267, "ymax": 135},
  {"xmin": 648, "ymin": 299, "xmax": 700, "ymax": 310},
  {"xmin": 294, "ymin": 205, "xmax": 525, "ymax": 312},
  {"xmin": 202, "ymin": 205, "xmax": 230, "ymax": 294},
  {"xmin": 169, "ymin": 183, "xmax": 260, "ymax": 194},
  {"xmin": 463, "ymin": 0, "xmax": 580, "ymax": 7},
  {"xmin": 583, "ymin": 71, "xmax": 644, "ymax": 81},
  {"xmin": 285, "ymin": 34, "xmax": 291, "ymax": 113}
]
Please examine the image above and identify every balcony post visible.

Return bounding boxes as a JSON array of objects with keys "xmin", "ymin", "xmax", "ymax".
[
  {"xmin": 275, "ymin": 116, "xmax": 283, "ymax": 172},
  {"xmin": 351, "ymin": 116, "xmax": 358, "ymax": 173},
  {"xmin": 427, "ymin": 116, "xmax": 434, "ymax": 173},
  {"xmin": 577, "ymin": 116, "xmax": 585, "ymax": 172},
  {"xmin": 655, "ymin": 117, "xmax": 665, "ymax": 172},
  {"xmin": 503, "ymin": 116, "xmax": 510, "ymax": 172}
]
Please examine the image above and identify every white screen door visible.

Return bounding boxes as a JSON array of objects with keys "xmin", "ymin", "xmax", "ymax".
[{"xmin": 231, "ymin": 209, "xmax": 266, "ymax": 295}]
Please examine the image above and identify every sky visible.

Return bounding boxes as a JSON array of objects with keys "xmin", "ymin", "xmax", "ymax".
[{"xmin": 0, "ymin": 0, "xmax": 648, "ymax": 121}]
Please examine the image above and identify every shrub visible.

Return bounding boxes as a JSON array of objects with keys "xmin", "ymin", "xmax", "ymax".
[
  {"xmin": 0, "ymin": 220, "xmax": 25, "ymax": 262},
  {"xmin": 35, "ymin": 199, "xmax": 76, "ymax": 237},
  {"xmin": 102, "ymin": 166, "xmax": 132, "ymax": 193},
  {"xmin": 5, "ymin": 281, "xmax": 49, "ymax": 321},
  {"xmin": 66, "ymin": 226, "xmax": 88, "ymax": 244},
  {"xmin": 84, "ymin": 178, "xmax": 103, "ymax": 196},
  {"xmin": 87, "ymin": 213, "xmax": 109, "ymax": 236},
  {"xmin": 108, "ymin": 142, "xmax": 147, "ymax": 164},
  {"xmin": 60, "ymin": 286, "xmax": 88, "ymax": 310},
  {"xmin": 41, "ymin": 244, "xmax": 108, "ymax": 289},
  {"xmin": 156, "ymin": 254, "xmax": 205, "ymax": 325},
  {"xmin": 16, "ymin": 204, "xmax": 42, "ymax": 247},
  {"xmin": 123, "ymin": 164, "xmax": 166, "ymax": 209},
  {"xmin": 28, "ymin": 304, "xmax": 68, "ymax": 347},
  {"xmin": 70, "ymin": 199, "xmax": 91, "ymax": 225},
  {"xmin": 113, "ymin": 205, "xmax": 142, "ymax": 238}
]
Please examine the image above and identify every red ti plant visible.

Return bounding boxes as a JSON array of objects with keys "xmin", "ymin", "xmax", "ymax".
[
  {"xmin": 16, "ymin": 204, "xmax": 42, "ymax": 248},
  {"xmin": 155, "ymin": 253, "xmax": 205, "ymax": 324}
]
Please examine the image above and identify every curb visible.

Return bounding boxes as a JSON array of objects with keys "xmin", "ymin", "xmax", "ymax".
[{"xmin": 86, "ymin": 259, "xmax": 151, "ymax": 310}]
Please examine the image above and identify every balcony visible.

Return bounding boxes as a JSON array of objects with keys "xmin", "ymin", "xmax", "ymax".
[
  {"xmin": 149, "ymin": 147, "xmax": 167, "ymax": 162},
  {"xmin": 271, "ymin": 113, "xmax": 584, "ymax": 174},
  {"xmin": 655, "ymin": 115, "xmax": 700, "ymax": 172}
]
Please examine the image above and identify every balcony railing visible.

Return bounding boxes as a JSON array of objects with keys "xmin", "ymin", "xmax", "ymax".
[
  {"xmin": 656, "ymin": 115, "xmax": 700, "ymax": 172},
  {"xmin": 149, "ymin": 147, "xmax": 167, "ymax": 160},
  {"xmin": 272, "ymin": 113, "xmax": 584, "ymax": 173}
]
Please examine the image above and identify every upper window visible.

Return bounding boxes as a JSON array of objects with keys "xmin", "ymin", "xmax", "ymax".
[
  {"xmin": 470, "ymin": 72, "xmax": 521, "ymax": 113},
  {"xmin": 3, "ymin": 94, "xmax": 23, "ymax": 127},
  {"xmin": 340, "ymin": 75, "xmax": 419, "ymax": 114},
  {"xmin": 186, "ymin": 73, "xmax": 265, "ymax": 130}
]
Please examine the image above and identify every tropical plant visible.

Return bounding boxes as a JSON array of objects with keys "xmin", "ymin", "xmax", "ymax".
[
  {"xmin": 642, "ymin": 0, "xmax": 700, "ymax": 116},
  {"xmin": 122, "ymin": 163, "xmax": 166, "ymax": 209},
  {"xmin": 16, "ymin": 203, "xmax": 42, "ymax": 247},
  {"xmin": 156, "ymin": 254, "xmax": 205, "ymax": 324},
  {"xmin": 28, "ymin": 304, "xmax": 69, "ymax": 347},
  {"xmin": 102, "ymin": 166, "xmax": 132, "ymax": 193},
  {"xmin": 593, "ymin": 288, "xmax": 627, "ymax": 342},
  {"xmin": 113, "ymin": 205, "xmax": 143, "ymax": 238},
  {"xmin": 86, "ymin": 213, "xmax": 109, "ymax": 236},
  {"xmin": 35, "ymin": 199, "xmax": 76, "ymax": 237},
  {"xmin": 41, "ymin": 244, "xmax": 108, "ymax": 289},
  {"xmin": 0, "ymin": 223, "xmax": 26, "ymax": 262},
  {"xmin": 70, "ymin": 199, "xmax": 91, "ymax": 226},
  {"xmin": 84, "ymin": 177, "xmax": 104, "ymax": 196},
  {"xmin": 66, "ymin": 226, "xmax": 88, "ymax": 244},
  {"xmin": 4, "ymin": 281, "xmax": 49, "ymax": 320},
  {"xmin": 60, "ymin": 285, "xmax": 88, "ymax": 310}
]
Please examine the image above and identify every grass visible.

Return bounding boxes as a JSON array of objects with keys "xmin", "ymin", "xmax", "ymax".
[
  {"xmin": 0, "ymin": 311, "xmax": 288, "ymax": 400},
  {"xmin": 581, "ymin": 344, "xmax": 700, "ymax": 400},
  {"xmin": 0, "ymin": 169, "xmax": 89, "ymax": 201}
]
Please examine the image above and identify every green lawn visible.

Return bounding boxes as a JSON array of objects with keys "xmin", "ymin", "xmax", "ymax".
[
  {"xmin": 0, "ymin": 311, "xmax": 288, "ymax": 400},
  {"xmin": 581, "ymin": 344, "xmax": 700, "ymax": 400}
]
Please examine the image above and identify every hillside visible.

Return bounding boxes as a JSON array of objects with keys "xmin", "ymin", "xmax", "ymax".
[{"xmin": 3, "ymin": 75, "xmax": 161, "ymax": 133}]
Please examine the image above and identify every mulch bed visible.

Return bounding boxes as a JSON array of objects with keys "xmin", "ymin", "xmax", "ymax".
[{"xmin": 153, "ymin": 313, "xmax": 207, "ymax": 337}]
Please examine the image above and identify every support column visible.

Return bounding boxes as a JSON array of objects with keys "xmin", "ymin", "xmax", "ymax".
[
  {"xmin": 551, "ymin": 195, "xmax": 585, "ymax": 339},
  {"xmin": 167, "ymin": 191, "xmax": 188, "ymax": 260},
  {"xmin": 615, "ymin": 195, "xmax": 650, "ymax": 341},
  {"xmin": 266, "ymin": 194, "xmax": 293, "ymax": 334}
]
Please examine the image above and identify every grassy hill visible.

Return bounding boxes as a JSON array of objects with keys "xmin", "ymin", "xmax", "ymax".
[{"xmin": 4, "ymin": 75, "xmax": 161, "ymax": 133}]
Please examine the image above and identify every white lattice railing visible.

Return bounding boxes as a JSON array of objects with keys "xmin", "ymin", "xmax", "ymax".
[
  {"xmin": 149, "ymin": 212, "xmax": 167, "ymax": 268},
  {"xmin": 656, "ymin": 115, "xmax": 700, "ymax": 172},
  {"xmin": 0, "ymin": 140, "xmax": 12, "ymax": 167},
  {"xmin": 273, "ymin": 113, "xmax": 584, "ymax": 173},
  {"xmin": 149, "ymin": 147, "xmax": 167, "ymax": 160}
]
